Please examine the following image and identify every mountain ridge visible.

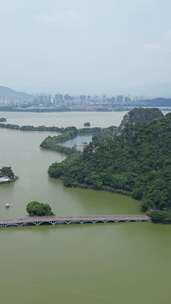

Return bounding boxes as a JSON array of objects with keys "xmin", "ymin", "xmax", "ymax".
[{"xmin": 0, "ymin": 85, "xmax": 31, "ymax": 98}]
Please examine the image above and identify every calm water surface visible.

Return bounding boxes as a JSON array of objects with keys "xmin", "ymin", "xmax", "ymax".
[
  {"xmin": 0, "ymin": 112, "xmax": 171, "ymax": 304},
  {"xmin": 61, "ymin": 134, "xmax": 92, "ymax": 151},
  {"xmin": 0, "ymin": 110, "xmax": 169, "ymax": 128},
  {"xmin": 0, "ymin": 128, "xmax": 139, "ymax": 218},
  {"xmin": 0, "ymin": 111, "xmax": 127, "ymax": 127}
]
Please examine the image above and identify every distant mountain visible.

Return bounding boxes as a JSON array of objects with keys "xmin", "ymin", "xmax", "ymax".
[
  {"xmin": 0, "ymin": 85, "xmax": 171, "ymax": 109},
  {"xmin": 0, "ymin": 86, "xmax": 31, "ymax": 99}
]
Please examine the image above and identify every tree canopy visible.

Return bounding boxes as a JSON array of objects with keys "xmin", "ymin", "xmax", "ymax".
[
  {"xmin": 48, "ymin": 108, "xmax": 171, "ymax": 221},
  {"xmin": 26, "ymin": 201, "xmax": 54, "ymax": 216}
]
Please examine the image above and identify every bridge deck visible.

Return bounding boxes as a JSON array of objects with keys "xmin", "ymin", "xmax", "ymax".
[{"xmin": 0, "ymin": 215, "xmax": 150, "ymax": 228}]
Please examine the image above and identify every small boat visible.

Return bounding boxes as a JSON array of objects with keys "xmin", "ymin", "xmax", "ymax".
[{"xmin": 5, "ymin": 203, "xmax": 10, "ymax": 208}]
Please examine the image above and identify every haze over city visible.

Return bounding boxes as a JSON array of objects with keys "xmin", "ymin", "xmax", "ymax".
[{"xmin": 1, "ymin": 0, "xmax": 171, "ymax": 96}]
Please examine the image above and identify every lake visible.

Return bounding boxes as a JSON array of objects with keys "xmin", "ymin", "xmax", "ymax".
[
  {"xmin": 0, "ymin": 111, "xmax": 171, "ymax": 304},
  {"xmin": 0, "ymin": 110, "xmax": 127, "ymax": 127}
]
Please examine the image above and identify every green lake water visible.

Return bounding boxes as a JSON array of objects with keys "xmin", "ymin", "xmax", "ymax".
[{"xmin": 0, "ymin": 111, "xmax": 171, "ymax": 304}]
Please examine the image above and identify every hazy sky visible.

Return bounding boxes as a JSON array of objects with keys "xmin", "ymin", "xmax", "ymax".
[{"xmin": 0, "ymin": 0, "xmax": 171, "ymax": 95}]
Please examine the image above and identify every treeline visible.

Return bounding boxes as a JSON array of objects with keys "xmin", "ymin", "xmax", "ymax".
[
  {"xmin": 48, "ymin": 108, "xmax": 171, "ymax": 223},
  {"xmin": 40, "ymin": 127, "xmax": 79, "ymax": 155},
  {"xmin": 150, "ymin": 211, "xmax": 171, "ymax": 224},
  {"xmin": 0, "ymin": 122, "xmax": 104, "ymax": 134},
  {"xmin": 0, "ymin": 123, "xmax": 63, "ymax": 132}
]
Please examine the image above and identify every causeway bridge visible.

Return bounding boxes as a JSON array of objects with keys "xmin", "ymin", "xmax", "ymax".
[{"xmin": 0, "ymin": 215, "xmax": 150, "ymax": 228}]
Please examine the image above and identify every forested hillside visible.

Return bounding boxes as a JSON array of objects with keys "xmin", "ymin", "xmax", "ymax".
[{"xmin": 48, "ymin": 108, "xmax": 171, "ymax": 221}]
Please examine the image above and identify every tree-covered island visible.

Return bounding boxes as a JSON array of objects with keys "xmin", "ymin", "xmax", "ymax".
[
  {"xmin": 26, "ymin": 201, "xmax": 54, "ymax": 216},
  {"xmin": 47, "ymin": 108, "xmax": 171, "ymax": 223},
  {"xmin": 0, "ymin": 167, "xmax": 18, "ymax": 183}
]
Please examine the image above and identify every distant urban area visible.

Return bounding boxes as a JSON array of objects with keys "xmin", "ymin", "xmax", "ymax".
[{"xmin": 0, "ymin": 85, "xmax": 171, "ymax": 111}]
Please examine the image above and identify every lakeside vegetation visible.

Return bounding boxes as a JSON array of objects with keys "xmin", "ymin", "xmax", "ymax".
[
  {"xmin": 40, "ymin": 126, "xmax": 104, "ymax": 154},
  {"xmin": 0, "ymin": 123, "xmax": 64, "ymax": 132},
  {"xmin": 40, "ymin": 127, "xmax": 78, "ymax": 154},
  {"xmin": 47, "ymin": 108, "xmax": 171, "ymax": 223},
  {"xmin": 41, "ymin": 127, "xmax": 78, "ymax": 146},
  {"xmin": 0, "ymin": 122, "xmax": 104, "ymax": 134},
  {"xmin": 150, "ymin": 210, "xmax": 171, "ymax": 224}
]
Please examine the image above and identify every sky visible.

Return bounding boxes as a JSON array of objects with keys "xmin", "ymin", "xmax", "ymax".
[{"xmin": 0, "ymin": 0, "xmax": 171, "ymax": 96}]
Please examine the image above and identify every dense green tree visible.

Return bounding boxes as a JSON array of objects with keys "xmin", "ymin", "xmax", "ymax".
[
  {"xmin": 47, "ymin": 109, "xmax": 171, "ymax": 221},
  {"xmin": 26, "ymin": 201, "xmax": 54, "ymax": 216}
]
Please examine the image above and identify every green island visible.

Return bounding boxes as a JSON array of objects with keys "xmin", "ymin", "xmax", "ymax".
[
  {"xmin": 26, "ymin": 201, "xmax": 54, "ymax": 216},
  {"xmin": 44, "ymin": 108, "xmax": 171, "ymax": 223},
  {"xmin": 0, "ymin": 166, "xmax": 17, "ymax": 183}
]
